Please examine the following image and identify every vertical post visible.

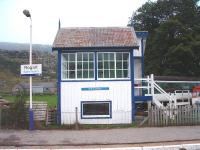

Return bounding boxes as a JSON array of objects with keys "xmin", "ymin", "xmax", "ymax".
[
  {"xmin": 29, "ymin": 17, "xmax": 34, "ymax": 130},
  {"xmin": 150, "ymin": 74, "xmax": 154, "ymax": 103},
  {"xmin": 147, "ymin": 75, "xmax": 150, "ymax": 95},
  {"xmin": 75, "ymin": 107, "xmax": 79, "ymax": 130},
  {"xmin": 130, "ymin": 50, "xmax": 135, "ymax": 123},
  {"xmin": 147, "ymin": 75, "xmax": 151, "ymax": 116}
]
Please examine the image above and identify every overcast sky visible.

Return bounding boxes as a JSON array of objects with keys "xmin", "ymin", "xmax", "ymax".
[{"xmin": 0, "ymin": 0, "xmax": 149, "ymax": 45}]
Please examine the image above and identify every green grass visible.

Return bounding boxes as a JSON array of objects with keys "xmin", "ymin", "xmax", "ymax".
[{"xmin": 2, "ymin": 94, "xmax": 57, "ymax": 108}]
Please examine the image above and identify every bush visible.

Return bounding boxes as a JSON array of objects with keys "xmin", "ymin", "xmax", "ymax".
[{"xmin": 0, "ymin": 92, "xmax": 28, "ymax": 129}]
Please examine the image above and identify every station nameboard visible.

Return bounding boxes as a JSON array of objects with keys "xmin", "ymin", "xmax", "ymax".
[{"xmin": 21, "ymin": 64, "xmax": 42, "ymax": 76}]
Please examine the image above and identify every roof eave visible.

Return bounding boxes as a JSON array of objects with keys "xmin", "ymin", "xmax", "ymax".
[{"xmin": 52, "ymin": 46, "xmax": 139, "ymax": 51}]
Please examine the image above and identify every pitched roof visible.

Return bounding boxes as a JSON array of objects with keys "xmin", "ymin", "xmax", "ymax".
[{"xmin": 52, "ymin": 27, "xmax": 138, "ymax": 50}]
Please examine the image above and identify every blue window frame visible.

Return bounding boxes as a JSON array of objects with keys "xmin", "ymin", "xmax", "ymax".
[{"xmin": 81, "ymin": 101, "xmax": 112, "ymax": 119}]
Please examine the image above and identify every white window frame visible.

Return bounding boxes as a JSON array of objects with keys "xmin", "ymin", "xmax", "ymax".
[
  {"xmin": 61, "ymin": 52, "xmax": 95, "ymax": 80},
  {"xmin": 81, "ymin": 101, "xmax": 112, "ymax": 119},
  {"xmin": 97, "ymin": 52, "xmax": 130, "ymax": 80}
]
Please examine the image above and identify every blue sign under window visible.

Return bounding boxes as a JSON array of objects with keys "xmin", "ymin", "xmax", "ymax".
[{"xmin": 81, "ymin": 87, "xmax": 109, "ymax": 91}]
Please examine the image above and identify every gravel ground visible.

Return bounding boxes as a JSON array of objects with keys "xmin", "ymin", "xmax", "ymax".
[{"xmin": 0, "ymin": 126, "xmax": 200, "ymax": 147}]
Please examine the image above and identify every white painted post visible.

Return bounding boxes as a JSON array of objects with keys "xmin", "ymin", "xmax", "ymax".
[
  {"xmin": 30, "ymin": 17, "xmax": 32, "ymax": 110},
  {"xmin": 23, "ymin": 9, "xmax": 34, "ymax": 130},
  {"xmin": 75, "ymin": 107, "xmax": 79, "ymax": 130},
  {"xmin": 150, "ymin": 74, "xmax": 154, "ymax": 100},
  {"xmin": 147, "ymin": 75, "xmax": 150, "ymax": 95}
]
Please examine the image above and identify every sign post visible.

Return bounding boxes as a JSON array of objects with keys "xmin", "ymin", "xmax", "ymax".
[
  {"xmin": 23, "ymin": 9, "xmax": 43, "ymax": 130},
  {"xmin": 20, "ymin": 64, "xmax": 42, "ymax": 130}
]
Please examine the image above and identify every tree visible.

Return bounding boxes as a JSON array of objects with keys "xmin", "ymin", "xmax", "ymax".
[{"xmin": 129, "ymin": 0, "xmax": 200, "ymax": 77}]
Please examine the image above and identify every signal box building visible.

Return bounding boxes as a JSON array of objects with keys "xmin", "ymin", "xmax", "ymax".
[{"xmin": 52, "ymin": 27, "xmax": 148, "ymax": 124}]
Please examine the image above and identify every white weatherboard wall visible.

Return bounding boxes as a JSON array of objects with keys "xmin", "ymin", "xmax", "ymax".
[
  {"xmin": 61, "ymin": 81, "xmax": 132, "ymax": 124},
  {"xmin": 134, "ymin": 59, "xmax": 142, "ymax": 96}
]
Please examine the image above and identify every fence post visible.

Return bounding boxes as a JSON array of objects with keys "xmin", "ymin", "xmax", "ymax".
[{"xmin": 75, "ymin": 107, "xmax": 79, "ymax": 130}]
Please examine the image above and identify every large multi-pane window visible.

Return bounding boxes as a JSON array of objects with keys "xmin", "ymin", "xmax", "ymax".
[
  {"xmin": 62, "ymin": 52, "xmax": 94, "ymax": 80},
  {"xmin": 98, "ymin": 52, "xmax": 130, "ymax": 79}
]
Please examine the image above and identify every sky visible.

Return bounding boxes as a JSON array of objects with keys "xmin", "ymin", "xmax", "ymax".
[{"xmin": 0, "ymin": 0, "xmax": 149, "ymax": 45}]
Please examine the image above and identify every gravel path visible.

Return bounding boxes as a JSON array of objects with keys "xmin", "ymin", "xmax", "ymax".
[{"xmin": 0, "ymin": 126, "xmax": 200, "ymax": 146}]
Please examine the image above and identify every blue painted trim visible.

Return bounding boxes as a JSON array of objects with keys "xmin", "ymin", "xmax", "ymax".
[
  {"xmin": 130, "ymin": 50, "xmax": 135, "ymax": 123},
  {"xmin": 141, "ymin": 38, "xmax": 145, "ymax": 96},
  {"xmin": 135, "ymin": 31, "xmax": 148, "ymax": 39},
  {"xmin": 29, "ymin": 108, "xmax": 34, "ymax": 130},
  {"xmin": 81, "ymin": 87, "xmax": 109, "ymax": 91},
  {"xmin": 80, "ymin": 101, "xmax": 112, "ymax": 119},
  {"xmin": 57, "ymin": 50, "xmax": 61, "ymax": 124},
  {"xmin": 95, "ymin": 52, "xmax": 97, "ymax": 80},
  {"xmin": 52, "ymin": 46, "xmax": 138, "ymax": 51},
  {"xmin": 61, "ymin": 79, "xmax": 131, "ymax": 82},
  {"xmin": 134, "ymin": 96, "xmax": 152, "ymax": 102},
  {"xmin": 141, "ymin": 38, "xmax": 145, "ymax": 78}
]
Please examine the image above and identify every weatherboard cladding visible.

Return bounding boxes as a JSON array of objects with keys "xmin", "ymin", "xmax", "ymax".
[{"xmin": 52, "ymin": 27, "xmax": 138, "ymax": 49}]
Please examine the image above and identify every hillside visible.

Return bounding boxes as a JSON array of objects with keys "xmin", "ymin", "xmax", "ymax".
[
  {"xmin": 0, "ymin": 42, "xmax": 51, "ymax": 52},
  {"xmin": 0, "ymin": 42, "xmax": 57, "ymax": 93}
]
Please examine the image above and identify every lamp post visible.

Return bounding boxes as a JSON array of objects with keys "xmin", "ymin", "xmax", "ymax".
[{"xmin": 23, "ymin": 9, "xmax": 34, "ymax": 130}]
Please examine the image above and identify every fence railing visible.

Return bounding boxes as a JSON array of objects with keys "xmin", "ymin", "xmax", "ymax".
[
  {"xmin": 148, "ymin": 105, "xmax": 200, "ymax": 126},
  {"xmin": 25, "ymin": 101, "xmax": 48, "ymax": 121}
]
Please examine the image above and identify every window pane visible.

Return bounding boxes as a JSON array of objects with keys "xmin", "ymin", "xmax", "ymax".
[
  {"xmin": 77, "ymin": 53, "xmax": 82, "ymax": 61},
  {"xmin": 69, "ymin": 62, "xmax": 75, "ymax": 70},
  {"xmin": 77, "ymin": 70, "xmax": 82, "ymax": 78},
  {"xmin": 104, "ymin": 70, "xmax": 109, "ymax": 78},
  {"xmin": 89, "ymin": 62, "xmax": 94, "ymax": 69},
  {"xmin": 62, "ymin": 54, "xmax": 68, "ymax": 61},
  {"xmin": 98, "ymin": 62, "xmax": 103, "ymax": 69},
  {"xmin": 83, "ymin": 70, "xmax": 88, "ymax": 78},
  {"xmin": 83, "ymin": 103, "xmax": 110, "ymax": 115},
  {"xmin": 62, "ymin": 71, "xmax": 68, "ymax": 79},
  {"xmin": 83, "ymin": 53, "xmax": 88, "ymax": 61},
  {"xmin": 104, "ymin": 61, "xmax": 109, "ymax": 69},
  {"xmin": 116, "ymin": 53, "xmax": 122, "ymax": 60},
  {"xmin": 69, "ymin": 53, "xmax": 75, "ymax": 61},
  {"xmin": 62, "ymin": 62, "xmax": 68, "ymax": 70},
  {"xmin": 110, "ymin": 61, "xmax": 114, "ymax": 69},
  {"xmin": 123, "ymin": 61, "xmax": 128, "ymax": 69},
  {"xmin": 116, "ymin": 61, "xmax": 122, "ymax": 69},
  {"xmin": 77, "ymin": 62, "xmax": 82, "ymax": 69},
  {"xmin": 104, "ymin": 53, "xmax": 109, "ymax": 60},
  {"xmin": 89, "ymin": 70, "xmax": 94, "ymax": 78},
  {"xmin": 83, "ymin": 62, "xmax": 88, "ymax": 69},
  {"xmin": 123, "ymin": 70, "xmax": 128, "ymax": 78},
  {"xmin": 123, "ymin": 53, "xmax": 129, "ymax": 60},
  {"xmin": 89, "ymin": 53, "xmax": 93, "ymax": 61},
  {"xmin": 69, "ymin": 71, "xmax": 75, "ymax": 78},
  {"xmin": 116, "ymin": 70, "xmax": 122, "ymax": 78},
  {"xmin": 98, "ymin": 70, "xmax": 103, "ymax": 78},
  {"xmin": 110, "ymin": 53, "xmax": 114, "ymax": 60},
  {"xmin": 110, "ymin": 70, "xmax": 115, "ymax": 78},
  {"xmin": 98, "ymin": 53, "xmax": 103, "ymax": 61}
]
